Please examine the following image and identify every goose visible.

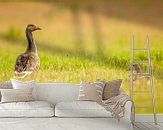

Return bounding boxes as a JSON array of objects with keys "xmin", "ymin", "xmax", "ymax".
[
  {"xmin": 14, "ymin": 24, "xmax": 41, "ymax": 78},
  {"xmin": 128, "ymin": 64, "xmax": 141, "ymax": 81},
  {"xmin": 128, "ymin": 64, "xmax": 150, "ymax": 83}
]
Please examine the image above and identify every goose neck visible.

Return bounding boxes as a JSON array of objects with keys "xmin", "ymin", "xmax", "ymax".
[{"xmin": 25, "ymin": 30, "xmax": 37, "ymax": 53}]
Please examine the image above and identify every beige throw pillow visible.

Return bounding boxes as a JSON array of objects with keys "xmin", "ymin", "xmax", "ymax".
[
  {"xmin": 1, "ymin": 88, "xmax": 34, "ymax": 103},
  {"xmin": 97, "ymin": 79, "xmax": 122, "ymax": 100},
  {"xmin": 0, "ymin": 81, "xmax": 13, "ymax": 101},
  {"xmin": 0, "ymin": 81, "xmax": 13, "ymax": 89},
  {"xmin": 78, "ymin": 81, "xmax": 105, "ymax": 102}
]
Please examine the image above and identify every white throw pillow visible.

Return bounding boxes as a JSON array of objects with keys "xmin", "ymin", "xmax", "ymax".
[{"xmin": 10, "ymin": 79, "xmax": 37, "ymax": 100}]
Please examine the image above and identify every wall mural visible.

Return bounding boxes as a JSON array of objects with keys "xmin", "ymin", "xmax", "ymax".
[{"xmin": 0, "ymin": 0, "xmax": 162, "ymax": 114}]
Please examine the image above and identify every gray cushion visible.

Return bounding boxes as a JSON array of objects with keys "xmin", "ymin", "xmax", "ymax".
[
  {"xmin": 0, "ymin": 81, "xmax": 12, "ymax": 89},
  {"xmin": 97, "ymin": 79, "xmax": 122, "ymax": 100}
]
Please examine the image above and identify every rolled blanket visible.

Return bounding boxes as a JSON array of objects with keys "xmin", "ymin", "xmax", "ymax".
[{"xmin": 97, "ymin": 89, "xmax": 135, "ymax": 124}]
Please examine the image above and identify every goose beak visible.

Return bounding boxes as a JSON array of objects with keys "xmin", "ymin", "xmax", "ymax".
[{"xmin": 35, "ymin": 26, "xmax": 41, "ymax": 30}]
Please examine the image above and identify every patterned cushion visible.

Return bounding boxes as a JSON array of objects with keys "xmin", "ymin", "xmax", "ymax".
[
  {"xmin": 1, "ymin": 88, "xmax": 34, "ymax": 103},
  {"xmin": 78, "ymin": 81, "xmax": 105, "ymax": 102},
  {"xmin": 97, "ymin": 79, "xmax": 122, "ymax": 100}
]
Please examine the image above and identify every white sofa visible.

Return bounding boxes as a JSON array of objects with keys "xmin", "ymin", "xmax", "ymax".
[{"xmin": 0, "ymin": 82, "xmax": 133, "ymax": 130}]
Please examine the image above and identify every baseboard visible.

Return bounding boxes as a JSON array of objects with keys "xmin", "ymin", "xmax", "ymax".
[{"xmin": 135, "ymin": 114, "xmax": 163, "ymax": 122}]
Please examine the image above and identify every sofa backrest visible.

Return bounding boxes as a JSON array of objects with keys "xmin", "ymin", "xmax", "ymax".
[{"xmin": 36, "ymin": 82, "xmax": 80, "ymax": 105}]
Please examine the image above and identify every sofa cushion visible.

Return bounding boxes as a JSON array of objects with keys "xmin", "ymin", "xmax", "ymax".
[
  {"xmin": 1, "ymin": 88, "xmax": 34, "ymax": 103},
  {"xmin": 78, "ymin": 81, "xmax": 105, "ymax": 102},
  {"xmin": 97, "ymin": 79, "xmax": 122, "ymax": 100},
  {"xmin": 0, "ymin": 81, "xmax": 13, "ymax": 101},
  {"xmin": 0, "ymin": 101, "xmax": 54, "ymax": 117},
  {"xmin": 11, "ymin": 79, "xmax": 37, "ymax": 100},
  {"xmin": 0, "ymin": 81, "xmax": 12, "ymax": 88},
  {"xmin": 55, "ymin": 101, "xmax": 112, "ymax": 117}
]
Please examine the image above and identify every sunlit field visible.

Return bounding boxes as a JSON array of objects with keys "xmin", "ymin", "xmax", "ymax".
[{"xmin": 0, "ymin": 1, "xmax": 162, "ymax": 113}]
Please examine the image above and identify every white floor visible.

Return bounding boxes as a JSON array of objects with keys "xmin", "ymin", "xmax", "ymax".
[
  {"xmin": 0, "ymin": 117, "xmax": 132, "ymax": 130},
  {"xmin": 0, "ymin": 115, "xmax": 162, "ymax": 130}
]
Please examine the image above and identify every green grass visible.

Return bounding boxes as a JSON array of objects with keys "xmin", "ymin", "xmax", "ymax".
[{"xmin": 0, "ymin": 1, "xmax": 163, "ymax": 113}]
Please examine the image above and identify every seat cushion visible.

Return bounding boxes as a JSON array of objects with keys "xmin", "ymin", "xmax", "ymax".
[
  {"xmin": 55, "ymin": 101, "xmax": 112, "ymax": 117},
  {"xmin": 0, "ymin": 101, "xmax": 54, "ymax": 117}
]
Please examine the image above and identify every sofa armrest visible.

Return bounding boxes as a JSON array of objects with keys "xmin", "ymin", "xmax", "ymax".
[
  {"xmin": 119, "ymin": 101, "xmax": 134, "ymax": 129},
  {"xmin": 124, "ymin": 101, "xmax": 132, "ymax": 122},
  {"xmin": 119, "ymin": 101, "xmax": 134, "ymax": 130}
]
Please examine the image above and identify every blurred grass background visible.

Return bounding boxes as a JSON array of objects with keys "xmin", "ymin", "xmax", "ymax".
[{"xmin": 0, "ymin": 0, "xmax": 162, "ymax": 113}]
